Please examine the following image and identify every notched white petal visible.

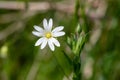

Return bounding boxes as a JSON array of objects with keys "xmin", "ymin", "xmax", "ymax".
[
  {"xmin": 52, "ymin": 26, "xmax": 64, "ymax": 33},
  {"xmin": 41, "ymin": 38, "xmax": 48, "ymax": 49},
  {"xmin": 48, "ymin": 39, "xmax": 55, "ymax": 51},
  {"xmin": 48, "ymin": 18, "xmax": 53, "ymax": 30},
  {"xmin": 51, "ymin": 38, "xmax": 60, "ymax": 47},
  {"xmin": 34, "ymin": 25, "xmax": 43, "ymax": 32},
  {"xmin": 43, "ymin": 18, "xmax": 48, "ymax": 30},
  {"xmin": 53, "ymin": 32, "xmax": 65, "ymax": 37},
  {"xmin": 32, "ymin": 31, "xmax": 43, "ymax": 37},
  {"xmin": 35, "ymin": 38, "xmax": 44, "ymax": 46}
]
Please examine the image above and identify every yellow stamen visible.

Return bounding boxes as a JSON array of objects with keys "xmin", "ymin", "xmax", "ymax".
[{"xmin": 45, "ymin": 32, "xmax": 52, "ymax": 38}]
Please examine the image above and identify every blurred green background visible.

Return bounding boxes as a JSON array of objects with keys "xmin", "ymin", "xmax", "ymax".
[{"xmin": 0, "ymin": 0, "xmax": 120, "ymax": 80}]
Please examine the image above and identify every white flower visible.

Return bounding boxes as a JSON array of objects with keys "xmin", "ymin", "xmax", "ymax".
[{"xmin": 32, "ymin": 18, "xmax": 65, "ymax": 51}]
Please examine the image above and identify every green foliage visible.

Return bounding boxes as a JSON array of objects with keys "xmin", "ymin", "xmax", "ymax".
[{"xmin": 0, "ymin": 0, "xmax": 120, "ymax": 80}]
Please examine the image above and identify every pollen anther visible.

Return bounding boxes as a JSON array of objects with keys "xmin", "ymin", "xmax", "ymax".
[{"xmin": 45, "ymin": 32, "xmax": 52, "ymax": 38}]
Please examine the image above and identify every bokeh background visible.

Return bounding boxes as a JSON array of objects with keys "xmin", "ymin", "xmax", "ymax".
[{"xmin": 0, "ymin": 0, "xmax": 120, "ymax": 80}]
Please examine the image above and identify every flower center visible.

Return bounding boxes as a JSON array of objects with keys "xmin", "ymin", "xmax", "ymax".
[{"xmin": 45, "ymin": 32, "xmax": 52, "ymax": 38}]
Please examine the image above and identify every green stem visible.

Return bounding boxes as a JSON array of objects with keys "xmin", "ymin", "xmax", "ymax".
[
  {"xmin": 52, "ymin": 52, "xmax": 70, "ymax": 80},
  {"xmin": 73, "ymin": 0, "xmax": 81, "ymax": 80},
  {"xmin": 73, "ymin": 55, "xmax": 81, "ymax": 80},
  {"xmin": 74, "ymin": 0, "xmax": 80, "ymax": 26}
]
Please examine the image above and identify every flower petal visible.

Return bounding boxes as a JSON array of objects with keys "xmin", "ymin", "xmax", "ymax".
[
  {"xmin": 41, "ymin": 38, "xmax": 48, "ymax": 49},
  {"xmin": 48, "ymin": 18, "xmax": 53, "ymax": 30},
  {"xmin": 35, "ymin": 37, "xmax": 44, "ymax": 46},
  {"xmin": 32, "ymin": 31, "xmax": 43, "ymax": 37},
  {"xmin": 52, "ymin": 26, "xmax": 64, "ymax": 33},
  {"xmin": 33, "ymin": 25, "xmax": 43, "ymax": 32},
  {"xmin": 51, "ymin": 38, "xmax": 60, "ymax": 47},
  {"xmin": 43, "ymin": 18, "xmax": 48, "ymax": 30},
  {"xmin": 52, "ymin": 31, "xmax": 65, "ymax": 37},
  {"xmin": 48, "ymin": 39, "xmax": 55, "ymax": 51}
]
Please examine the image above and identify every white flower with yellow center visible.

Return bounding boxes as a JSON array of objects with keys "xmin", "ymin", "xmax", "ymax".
[{"xmin": 32, "ymin": 18, "xmax": 65, "ymax": 51}]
